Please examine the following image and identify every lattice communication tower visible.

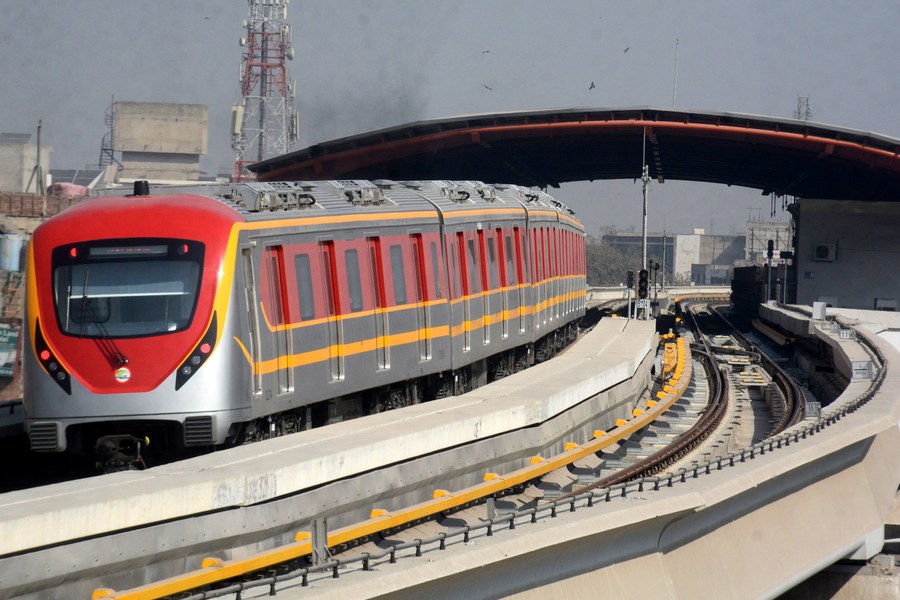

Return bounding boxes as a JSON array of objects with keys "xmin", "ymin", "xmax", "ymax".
[
  {"xmin": 231, "ymin": 0, "xmax": 300, "ymax": 182},
  {"xmin": 793, "ymin": 96, "xmax": 812, "ymax": 121}
]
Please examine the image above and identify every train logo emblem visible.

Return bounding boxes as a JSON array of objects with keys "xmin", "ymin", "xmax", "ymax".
[{"xmin": 114, "ymin": 367, "xmax": 131, "ymax": 383}]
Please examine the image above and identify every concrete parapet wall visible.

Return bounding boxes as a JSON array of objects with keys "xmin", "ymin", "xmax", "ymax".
[
  {"xmin": 0, "ymin": 318, "xmax": 656, "ymax": 596},
  {"xmin": 287, "ymin": 308, "xmax": 900, "ymax": 599}
]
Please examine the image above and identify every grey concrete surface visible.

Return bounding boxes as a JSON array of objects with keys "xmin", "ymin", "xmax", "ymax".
[{"xmin": 261, "ymin": 306, "xmax": 900, "ymax": 599}]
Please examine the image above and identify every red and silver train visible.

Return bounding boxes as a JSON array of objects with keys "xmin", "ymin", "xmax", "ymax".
[{"xmin": 23, "ymin": 180, "xmax": 586, "ymax": 462}]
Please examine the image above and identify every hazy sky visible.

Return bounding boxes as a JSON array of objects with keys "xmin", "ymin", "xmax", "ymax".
[{"xmin": 3, "ymin": 1, "xmax": 898, "ymax": 236}]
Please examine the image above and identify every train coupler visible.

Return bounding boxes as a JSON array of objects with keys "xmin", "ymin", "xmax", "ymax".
[{"xmin": 95, "ymin": 434, "xmax": 149, "ymax": 472}]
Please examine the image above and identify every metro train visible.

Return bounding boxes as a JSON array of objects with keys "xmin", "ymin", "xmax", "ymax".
[{"xmin": 23, "ymin": 179, "xmax": 586, "ymax": 465}]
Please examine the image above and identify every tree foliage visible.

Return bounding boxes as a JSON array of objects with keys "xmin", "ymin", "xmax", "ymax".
[{"xmin": 585, "ymin": 235, "xmax": 645, "ymax": 286}]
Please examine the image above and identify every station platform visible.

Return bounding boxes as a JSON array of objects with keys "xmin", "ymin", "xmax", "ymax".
[{"xmin": 0, "ymin": 317, "xmax": 657, "ymax": 558}]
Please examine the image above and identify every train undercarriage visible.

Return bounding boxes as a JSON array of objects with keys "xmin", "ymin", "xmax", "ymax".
[{"xmin": 85, "ymin": 322, "xmax": 581, "ymax": 471}]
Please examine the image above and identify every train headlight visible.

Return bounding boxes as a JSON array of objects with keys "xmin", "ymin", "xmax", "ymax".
[
  {"xmin": 175, "ymin": 313, "xmax": 217, "ymax": 391},
  {"xmin": 34, "ymin": 320, "xmax": 71, "ymax": 395}
]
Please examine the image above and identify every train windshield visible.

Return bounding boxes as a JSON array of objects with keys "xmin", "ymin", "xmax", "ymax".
[{"xmin": 52, "ymin": 239, "xmax": 205, "ymax": 338}]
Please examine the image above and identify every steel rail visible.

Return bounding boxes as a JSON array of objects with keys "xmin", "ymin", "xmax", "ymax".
[
  {"xmin": 95, "ymin": 337, "xmax": 693, "ymax": 600},
  {"xmin": 176, "ymin": 306, "xmax": 889, "ymax": 598},
  {"xmin": 108, "ymin": 303, "xmax": 889, "ymax": 600},
  {"xmin": 708, "ymin": 304, "xmax": 806, "ymax": 431}
]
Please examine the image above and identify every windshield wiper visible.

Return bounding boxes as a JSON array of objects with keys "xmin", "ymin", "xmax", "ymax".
[{"xmin": 79, "ymin": 269, "xmax": 129, "ymax": 366}]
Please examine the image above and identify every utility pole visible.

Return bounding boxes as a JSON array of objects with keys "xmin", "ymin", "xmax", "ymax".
[
  {"xmin": 661, "ymin": 231, "xmax": 667, "ymax": 291},
  {"xmin": 639, "ymin": 126, "xmax": 651, "ymax": 320},
  {"xmin": 672, "ymin": 38, "xmax": 679, "ymax": 106},
  {"xmin": 641, "ymin": 164, "xmax": 649, "ymax": 271},
  {"xmin": 25, "ymin": 120, "xmax": 45, "ymax": 218},
  {"xmin": 231, "ymin": 0, "xmax": 300, "ymax": 182},
  {"xmin": 25, "ymin": 120, "xmax": 43, "ymax": 193}
]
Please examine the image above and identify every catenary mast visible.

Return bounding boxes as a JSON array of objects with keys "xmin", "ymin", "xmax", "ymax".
[{"xmin": 231, "ymin": 0, "xmax": 299, "ymax": 182}]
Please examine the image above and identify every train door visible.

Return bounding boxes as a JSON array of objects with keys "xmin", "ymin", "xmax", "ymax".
[
  {"xmin": 241, "ymin": 248, "xmax": 262, "ymax": 395},
  {"xmin": 498, "ymin": 228, "xmax": 510, "ymax": 340},
  {"xmin": 263, "ymin": 246, "xmax": 293, "ymax": 394},
  {"xmin": 477, "ymin": 230, "xmax": 490, "ymax": 346},
  {"xmin": 562, "ymin": 230, "xmax": 569, "ymax": 318},
  {"xmin": 544, "ymin": 228, "xmax": 553, "ymax": 324},
  {"xmin": 550, "ymin": 226, "xmax": 563, "ymax": 318},
  {"xmin": 456, "ymin": 232, "xmax": 471, "ymax": 352},
  {"xmin": 367, "ymin": 237, "xmax": 389, "ymax": 370},
  {"xmin": 532, "ymin": 228, "xmax": 542, "ymax": 331},
  {"xmin": 514, "ymin": 227, "xmax": 525, "ymax": 334},
  {"xmin": 410, "ymin": 233, "xmax": 431, "ymax": 360},
  {"xmin": 319, "ymin": 240, "xmax": 344, "ymax": 381}
]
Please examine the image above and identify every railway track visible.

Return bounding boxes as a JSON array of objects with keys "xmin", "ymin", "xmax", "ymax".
[
  {"xmin": 7, "ymin": 299, "xmax": 804, "ymax": 600},
  {"xmin": 85, "ymin": 301, "xmax": 888, "ymax": 599},
  {"xmin": 689, "ymin": 300, "xmax": 806, "ymax": 433},
  {"xmin": 94, "ymin": 312, "xmax": 742, "ymax": 599}
]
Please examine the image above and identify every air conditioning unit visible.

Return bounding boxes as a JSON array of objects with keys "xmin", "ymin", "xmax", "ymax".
[
  {"xmin": 875, "ymin": 298, "xmax": 897, "ymax": 312},
  {"xmin": 813, "ymin": 243, "xmax": 836, "ymax": 262}
]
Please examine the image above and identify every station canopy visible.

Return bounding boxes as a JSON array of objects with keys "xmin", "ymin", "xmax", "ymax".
[{"xmin": 250, "ymin": 107, "xmax": 900, "ymax": 202}]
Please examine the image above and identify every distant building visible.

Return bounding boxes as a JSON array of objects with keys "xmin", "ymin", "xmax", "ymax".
[
  {"xmin": 745, "ymin": 220, "xmax": 791, "ymax": 265},
  {"xmin": 792, "ymin": 198, "xmax": 900, "ymax": 310},
  {"xmin": 602, "ymin": 230, "xmax": 745, "ymax": 285},
  {"xmin": 113, "ymin": 101, "xmax": 208, "ymax": 182},
  {"xmin": 0, "ymin": 132, "xmax": 51, "ymax": 193}
]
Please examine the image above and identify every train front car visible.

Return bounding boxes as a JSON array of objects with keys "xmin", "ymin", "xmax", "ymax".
[{"xmin": 23, "ymin": 186, "xmax": 245, "ymax": 465}]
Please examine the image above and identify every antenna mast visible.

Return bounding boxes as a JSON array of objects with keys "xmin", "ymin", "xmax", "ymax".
[{"xmin": 231, "ymin": 0, "xmax": 300, "ymax": 182}]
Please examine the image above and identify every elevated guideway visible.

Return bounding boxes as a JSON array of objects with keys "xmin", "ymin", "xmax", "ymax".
[
  {"xmin": 586, "ymin": 285, "xmax": 729, "ymax": 310},
  {"xmin": 263, "ymin": 303, "xmax": 900, "ymax": 599},
  {"xmin": 0, "ymin": 318, "xmax": 658, "ymax": 598}
]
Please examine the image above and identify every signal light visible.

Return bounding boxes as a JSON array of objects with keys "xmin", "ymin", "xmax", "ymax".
[
  {"xmin": 767, "ymin": 239, "xmax": 774, "ymax": 259},
  {"xmin": 175, "ymin": 313, "xmax": 217, "ymax": 391},
  {"xmin": 638, "ymin": 269, "xmax": 649, "ymax": 299},
  {"xmin": 626, "ymin": 270, "xmax": 634, "ymax": 289},
  {"xmin": 35, "ymin": 321, "xmax": 71, "ymax": 395}
]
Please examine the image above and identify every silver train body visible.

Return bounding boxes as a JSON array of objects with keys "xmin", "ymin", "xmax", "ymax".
[{"xmin": 24, "ymin": 180, "xmax": 586, "ymax": 457}]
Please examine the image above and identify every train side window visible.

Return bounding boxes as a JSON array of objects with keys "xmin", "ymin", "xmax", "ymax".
[
  {"xmin": 466, "ymin": 238, "xmax": 480, "ymax": 294},
  {"xmin": 321, "ymin": 241, "xmax": 339, "ymax": 316},
  {"xmin": 411, "ymin": 234, "xmax": 426, "ymax": 302},
  {"xmin": 504, "ymin": 233, "xmax": 514, "ymax": 286},
  {"xmin": 553, "ymin": 228, "xmax": 560, "ymax": 277},
  {"xmin": 389, "ymin": 244, "xmax": 407, "ymax": 305},
  {"xmin": 448, "ymin": 237, "xmax": 459, "ymax": 298},
  {"xmin": 430, "ymin": 241, "xmax": 442, "ymax": 299},
  {"xmin": 264, "ymin": 247, "xmax": 288, "ymax": 326},
  {"xmin": 514, "ymin": 227, "xmax": 525, "ymax": 284},
  {"xmin": 542, "ymin": 228, "xmax": 550, "ymax": 280},
  {"xmin": 345, "ymin": 249, "xmax": 363, "ymax": 312},
  {"xmin": 294, "ymin": 253, "xmax": 316, "ymax": 320},
  {"xmin": 487, "ymin": 235, "xmax": 498, "ymax": 289},
  {"xmin": 456, "ymin": 233, "xmax": 468, "ymax": 296}
]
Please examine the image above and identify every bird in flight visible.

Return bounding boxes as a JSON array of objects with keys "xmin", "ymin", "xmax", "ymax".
[
  {"xmin": 589, "ymin": 82, "xmax": 596, "ymax": 90},
  {"xmin": 482, "ymin": 84, "xmax": 493, "ymax": 91},
  {"xmin": 624, "ymin": 46, "xmax": 630, "ymax": 53}
]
